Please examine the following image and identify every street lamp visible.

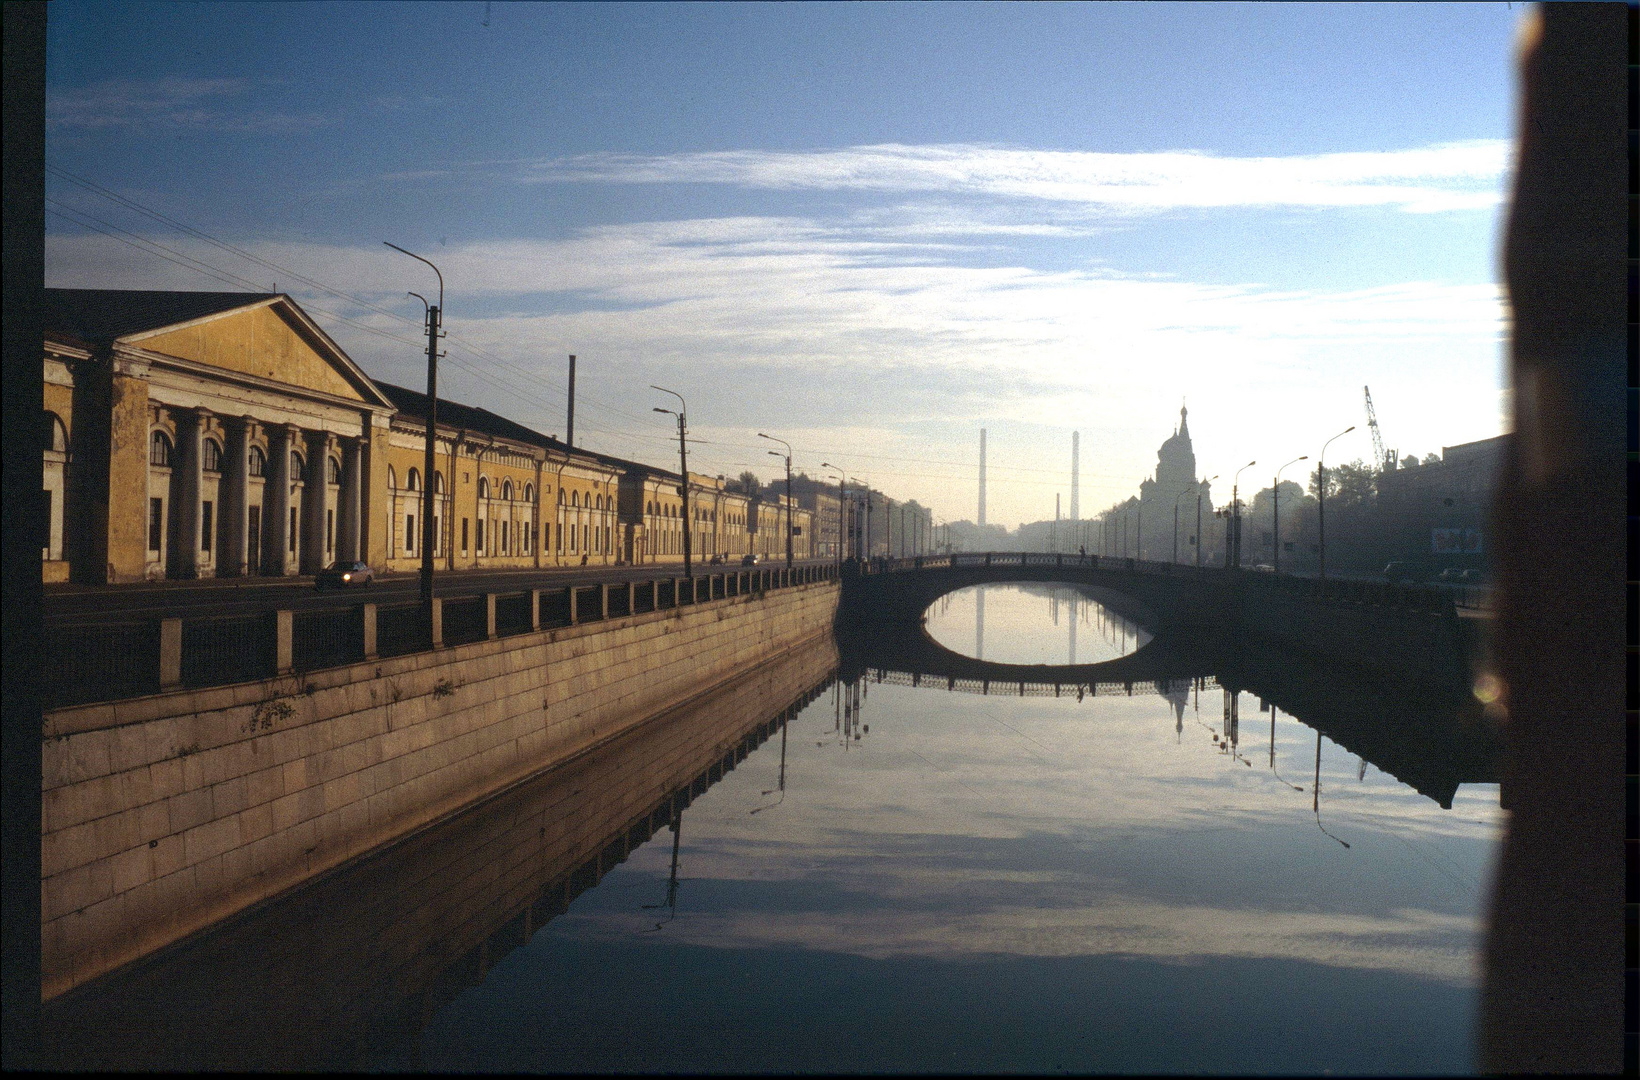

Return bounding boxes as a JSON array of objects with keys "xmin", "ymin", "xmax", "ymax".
[
  {"xmin": 1173, "ymin": 485, "xmax": 1197, "ymax": 564},
  {"xmin": 1316, "ymin": 425, "xmax": 1356, "ymax": 583},
  {"xmin": 759, "ymin": 433, "xmax": 794, "ymax": 569},
  {"xmin": 1230, "ymin": 460, "xmax": 1257, "ymax": 569},
  {"xmin": 822, "ymin": 462, "xmax": 844, "ymax": 565},
  {"xmin": 384, "ymin": 242, "xmax": 443, "ymax": 606},
  {"xmin": 1273, "ymin": 455, "xmax": 1308, "ymax": 574},
  {"xmin": 1196, "ymin": 475, "xmax": 1217, "ymax": 567},
  {"xmin": 651, "ymin": 386, "xmax": 691, "ymax": 577},
  {"xmin": 849, "ymin": 477, "xmax": 871, "ymax": 565}
]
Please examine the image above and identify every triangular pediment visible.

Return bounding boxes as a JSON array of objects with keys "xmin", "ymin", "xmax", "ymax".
[{"xmin": 122, "ymin": 297, "xmax": 393, "ymax": 408}]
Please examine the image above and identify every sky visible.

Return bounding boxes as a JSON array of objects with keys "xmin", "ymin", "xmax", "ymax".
[{"xmin": 43, "ymin": 1, "xmax": 1522, "ymax": 528}]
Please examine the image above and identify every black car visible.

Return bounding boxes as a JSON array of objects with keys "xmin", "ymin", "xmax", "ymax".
[
  {"xmin": 741, "ymin": 553, "xmax": 761, "ymax": 566},
  {"xmin": 315, "ymin": 561, "xmax": 374, "ymax": 589}
]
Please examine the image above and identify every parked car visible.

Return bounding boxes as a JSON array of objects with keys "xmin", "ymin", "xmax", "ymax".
[
  {"xmin": 315, "ymin": 560, "xmax": 374, "ymax": 589},
  {"xmin": 1382, "ymin": 561, "xmax": 1419, "ymax": 583},
  {"xmin": 707, "ymin": 553, "xmax": 726, "ymax": 566},
  {"xmin": 741, "ymin": 553, "xmax": 761, "ymax": 566}
]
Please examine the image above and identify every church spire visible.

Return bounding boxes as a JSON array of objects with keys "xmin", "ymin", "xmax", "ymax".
[{"xmin": 1179, "ymin": 399, "xmax": 1189, "ymax": 438}]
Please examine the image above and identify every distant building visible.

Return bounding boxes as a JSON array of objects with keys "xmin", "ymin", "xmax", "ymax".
[
  {"xmin": 1135, "ymin": 405, "xmax": 1215, "ymax": 562},
  {"xmin": 1377, "ymin": 433, "xmax": 1506, "ymax": 562}
]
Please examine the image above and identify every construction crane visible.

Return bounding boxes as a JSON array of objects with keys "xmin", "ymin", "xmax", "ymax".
[{"xmin": 1363, "ymin": 385, "xmax": 1394, "ymax": 472}]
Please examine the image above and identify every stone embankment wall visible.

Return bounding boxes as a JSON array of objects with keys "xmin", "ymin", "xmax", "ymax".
[{"xmin": 41, "ymin": 580, "xmax": 839, "ymax": 999}]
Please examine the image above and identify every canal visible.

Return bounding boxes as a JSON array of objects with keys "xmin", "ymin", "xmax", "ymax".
[{"xmin": 41, "ymin": 582, "xmax": 1503, "ymax": 1074}]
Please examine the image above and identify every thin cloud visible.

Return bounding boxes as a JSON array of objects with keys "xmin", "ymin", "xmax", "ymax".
[
  {"xmin": 520, "ymin": 141, "xmax": 1511, "ymax": 214},
  {"xmin": 47, "ymin": 76, "xmax": 327, "ymax": 133}
]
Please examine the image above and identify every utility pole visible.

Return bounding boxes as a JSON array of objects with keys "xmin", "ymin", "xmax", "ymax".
[
  {"xmin": 566, "ymin": 354, "xmax": 576, "ymax": 448},
  {"xmin": 385, "ymin": 242, "xmax": 443, "ymax": 607},
  {"xmin": 652, "ymin": 386, "xmax": 691, "ymax": 577}
]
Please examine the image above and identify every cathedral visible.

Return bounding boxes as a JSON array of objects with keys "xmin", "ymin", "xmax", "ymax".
[{"xmin": 1136, "ymin": 405, "xmax": 1214, "ymax": 562}]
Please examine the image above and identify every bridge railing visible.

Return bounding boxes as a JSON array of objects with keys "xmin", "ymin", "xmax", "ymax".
[
  {"xmin": 864, "ymin": 551, "xmax": 1462, "ymax": 615},
  {"xmin": 42, "ymin": 562, "xmax": 841, "ymax": 711}
]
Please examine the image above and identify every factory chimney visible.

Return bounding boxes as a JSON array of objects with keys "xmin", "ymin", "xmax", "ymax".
[
  {"xmin": 978, "ymin": 428, "xmax": 988, "ymax": 526},
  {"xmin": 1071, "ymin": 431, "xmax": 1080, "ymax": 520}
]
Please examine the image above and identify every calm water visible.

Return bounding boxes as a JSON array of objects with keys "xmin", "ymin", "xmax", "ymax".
[
  {"xmin": 417, "ymin": 584, "xmax": 1502, "ymax": 1074},
  {"xmin": 44, "ymin": 583, "xmax": 1502, "ymax": 1074}
]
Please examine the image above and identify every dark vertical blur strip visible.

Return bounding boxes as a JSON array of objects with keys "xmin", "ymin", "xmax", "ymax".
[
  {"xmin": 1628, "ymin": 6, "xmax": 1639, "ymax": 1074},
  {"xmin": 1481, "ymin": 3, "xmax": 1628, "ymax": 1073},
  {"xmin": 0, "ymin": 0, "xmax": 46, "ymax": 1069}
]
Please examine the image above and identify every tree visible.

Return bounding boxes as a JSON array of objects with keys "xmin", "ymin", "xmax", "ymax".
[
  {"xmin": 735, "ymin": 470, "xmax": 761, "ymax": 497},
  {"xmin": 1310, "ymin": 459, "xmax": 1376, "ymax": 508}
]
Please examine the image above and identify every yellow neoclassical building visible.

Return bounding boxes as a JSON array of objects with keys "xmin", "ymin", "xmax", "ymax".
[{"xmin": 43, "ymin": 289, "xmax": 816, "ymax": 584}]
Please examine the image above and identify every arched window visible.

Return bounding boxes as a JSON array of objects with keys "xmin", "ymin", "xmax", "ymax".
[
  {"xmin": 150, "ymin": 430, "xmax": 172, "ymax": 467},
  {"xmin": 502, "ymin": 479, "xmax": 513, "ymax": 501},
  {"xmin": 386, "ymin": 464, "xmax": 396, "ymax": 490},
  {"xmin": 202, "ymin": 439, "xmax": 222, "ymax": 472},
  {"xmin": 407, "ymin": 467, "xmax": 420, "ymax": 492},
  {"xmin": 478, "ymin": 476, "xmax": 489, "ymax": 499},
  {"xmin": 572, "ymin": 491, "xmax": 580, "ymax": 508},
  {"xmin": 434, "ymin": 471, "xmax": 444, "ymax": 493},
  {"xmin": 558, "ymin": 489, "xmax": 565, "ymax": 505},
  {"xmin": 249, "ymin": 446, "xmax": 266, "ymax": 478},
  {"xmin": 290, "ymin": 451, "xmax": 304, "ymax": 479},
  {"xmin": 43, "ymin": 411, "xmax": 66, "ymax": 453},
  {"xmin": 327, "ymin": 456, "xmax": 341, "ymax": 484},
  {"xmin": 593, "ymin": 494, "xmax": 602, "ymax": 511},
  {"xmin": 524, "ymin": 483, "xmax": 534, "ymax": 503}
]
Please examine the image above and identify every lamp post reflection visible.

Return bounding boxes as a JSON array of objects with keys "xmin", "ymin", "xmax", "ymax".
[{"xmin": 641, "ymin": 812, "xmax": 684, "ymax": 932}]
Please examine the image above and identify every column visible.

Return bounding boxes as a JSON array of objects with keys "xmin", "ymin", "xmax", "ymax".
[
  {"xmin": 339, "ymin": 436, "xmax": 363, "ymax": 562},
  {"xmin": 265, "ymin": 425, "xmax": 295, "ymax": 576},
  {"xmin": 174, "ymin": 408, "xmax": 209, "ymax": 579},
  {"xmin": 221, "ymin": 416, "xmax": 254, "ymax": 577},
  {"xmin": 301, "ymin": 430, "xmax": 334, "ymax": 575}
]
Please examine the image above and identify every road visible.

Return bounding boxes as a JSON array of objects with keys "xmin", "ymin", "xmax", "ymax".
[{"xmin": 45, "ymin": 559, "xmax": 837, "ymax": 627}]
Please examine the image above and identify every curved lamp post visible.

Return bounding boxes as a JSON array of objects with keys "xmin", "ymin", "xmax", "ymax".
[
  {"xmin": 384, "ymin": 243, "xmax": 443, "ymax": 605},
  {"xmin": 1230, "ymin": 460, "xmax": 1257, "ymax": 569},
  {"xmin": 1272, "ymin": 455, "xmax": 1308, "ymax": 574},
  {"xmin": 759, "ymin": 433, "xmax": 794, "ymax": 569},
  {"xmin": 1316, "ymin": 426, "xmax": 1356, "ymax": 583},
  {"xmin": 651, "ymin": 386, "xmax": 690, "ymax": 577},
  {"xmin": 1196, "ymin": 475, "xmax": 1218, "ymax": 567},
  {"xmin": 821, "ymin": 462, "xmax": 844, "ymax": 565}
]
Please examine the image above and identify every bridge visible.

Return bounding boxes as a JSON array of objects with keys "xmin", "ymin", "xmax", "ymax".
[{"xmin": 839, "ymin": 552, "xmax": 1477, "ymax": 695}]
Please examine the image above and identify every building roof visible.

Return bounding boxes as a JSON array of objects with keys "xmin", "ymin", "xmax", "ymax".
[{"xmin": 43, "ymin": 289, "xmax": 279, "ymax": 346}]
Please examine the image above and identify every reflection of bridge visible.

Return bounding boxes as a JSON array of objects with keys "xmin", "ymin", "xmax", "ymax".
[{"xmin": 838, "ymin": 554, "xmax": 1498, "ymax": 808}]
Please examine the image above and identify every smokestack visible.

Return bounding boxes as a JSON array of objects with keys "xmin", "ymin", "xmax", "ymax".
[
  {"xmin": 978, "ymin": 428, "xmax": 988, "ymax": 525},
  {"xmin": 566, "ymin": 354, "xmax": 576, "ymax": 448},
  {"xmin": 1071, "ymin": 431, "xmax": 1080, "ymax": 520}
]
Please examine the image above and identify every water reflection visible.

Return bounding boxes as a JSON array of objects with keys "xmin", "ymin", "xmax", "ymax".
[
  {"xmin": 41, "ymin": 604, "xmax": 1504, "ymax": 1074},
  {"xmin": 926, "ymin": 582, "xmax": 1153, "ymax": 666}
]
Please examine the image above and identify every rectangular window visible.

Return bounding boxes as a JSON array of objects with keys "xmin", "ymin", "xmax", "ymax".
[
  {"xmin": 149, "ymin": 498, "xmax": 163, "ymax": 552},
  {"xmin": 42, "ymin": 489, "xmax": 52, "ymax": 559},
  {"xmin": 289, "ymin": 507, "xmax": 298, "ymax": 553},
  {"xmin": 461, "ymin": 517, "xmax": 469, "ymax": 552},
  {"xmin": 248, "ymin": 506, "xmax": 261, "ymax": 570},
  {"xmin": 202, "ymin": 501, "xmax": 214, "ymax": 552},
  {"xmin": 434, "ymin": 516, "xmax": 441, "ymax": 556},
  {"xmin": 406, "ymin": 514, "xmax": 415, "ymax": 555},
  {"xmin": 326, "ymin": 508, "xmax": 334, "ymax": 554},
  {"xmin": 476, "ymin": 518, "xmax": 485, "ymax": 553}
]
